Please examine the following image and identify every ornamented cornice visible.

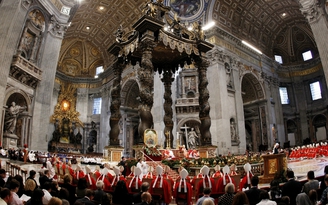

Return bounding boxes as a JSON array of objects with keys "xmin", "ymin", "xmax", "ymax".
[{"xmin": 277, "ymin": 57, "xmax": 322, "ymax": 78}]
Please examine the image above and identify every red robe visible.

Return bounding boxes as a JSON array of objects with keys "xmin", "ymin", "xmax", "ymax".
[
  {"xmin": 162, "ymin": 174, "xmax": 174, "ymax": 189},
  {"xmin": 111, "ymin": 175, "xmax": 126, "ymax": 188},
  {"xmin": 239, "ymin": 173, "xmax": 253, "ymax": 191},
  {"xmin": 216, "ymin": 175, "xmax": 236, "ymax": 193},
  {"xmin": 74, "ymin": 170, "xmax": 85, "ymax": 181},
  {"xmin": 191, "ymin": 173, "xmax": 203, "ymax": 187},
  {"xmin": 150, "ymin": 177, "xmax": 172, "ymax": 204},
  {"xmin": 97, "ymin": 175, "xmax": 111, "ymax": 191},
  {"xmin": 85, "ymin": 173, "xmax": 97, "ymax": 190},
  {"xmin": 196, "ymin": 176, "xmax": 216, "ymax": 197},
  {"xmin": 107, "ymin": 172, "xmax": 114, "ymax": 184},
  {"xmin": 212, "ymin": 171, "xmax": 223, "ymax": 178},
  {"xmin": 127, "ymin": 176, "xmax": 142, "ymax": 193},
  {"xmin": 173, "ymin": 179, "xmax": 193, "ymax": 205},
  {"xmin": 94, "ymin": 170, "xmax": 101, "ymax": 179}
]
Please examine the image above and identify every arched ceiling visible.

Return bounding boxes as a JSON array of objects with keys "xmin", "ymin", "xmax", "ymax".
[{"xmin": 60, "ymin": 0, "xmax": 314, "ymax": 77}]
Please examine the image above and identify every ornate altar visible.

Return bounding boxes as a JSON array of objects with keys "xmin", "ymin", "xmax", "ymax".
[
  {"xmin": 49, "ymin": 83, "xmax": 84, "ymax": 153},
  {"xmin": 259, "ymin": 153, "xmax": 287, "ymax": 183}
]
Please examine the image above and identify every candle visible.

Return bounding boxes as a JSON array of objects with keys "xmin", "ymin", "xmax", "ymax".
[{"xmin": 177, "ymin": 132, "xmax": 179, "ymax": 140}]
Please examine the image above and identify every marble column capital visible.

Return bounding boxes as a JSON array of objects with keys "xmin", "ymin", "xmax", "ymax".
[
  {"xmin": 48, "ymin": 16, "xmax": 68, "ymax": 39},
  {"xmin": 299, "ymin": 0, "xmax": 322, "ymax": 23}
]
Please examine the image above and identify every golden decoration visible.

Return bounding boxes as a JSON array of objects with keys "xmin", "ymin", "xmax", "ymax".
[
  {"xmin": 50, "ymin": 82, "xmax": 84, "ymax": 129},
  {"xmin": 69, "ymin": 48, "xmax": 80, "ymax": 57},
  {"xmin": 268, "ymin": 159, "xmax": 277, "ymax": 174}
]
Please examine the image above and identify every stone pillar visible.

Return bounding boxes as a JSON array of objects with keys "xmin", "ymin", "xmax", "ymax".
[
  {"xmin": 109, "ymin": 62, "xmax": 124, "ymax": 146},
  {"xmin": 299, "ymin": 0, "xmax": 328, "ymax": 89},
  {"xmin": 0, "ymin": 0, "xmax": 30, "ymax": 127},
  {"xmin": 161, "ymin": 70, "xmax": 174, "ymax": 148},
  {"xmin": 137, "ymin": 40, "xmax": 156, "ymax": 143},
  {"xmin": 252, "ymin": 119, "xmax": 258, "ymax": 152},
  {"xmin": 195, "ymin": 56, "xmax": 212, "ymax": 146},
  {"xmin": 31, "ymin": 16, "xmax": 69, "ymax": 151}
]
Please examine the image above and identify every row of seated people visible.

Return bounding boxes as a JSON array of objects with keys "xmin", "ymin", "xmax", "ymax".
[
  {"xmin": 289, "ymin": 142, "xmax": 328, "ymax": 159},
  {"xmin": 51, "ymin": 161, "xmax": 255, "ymax": 205}
]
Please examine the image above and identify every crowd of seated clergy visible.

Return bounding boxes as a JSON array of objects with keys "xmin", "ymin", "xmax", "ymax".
[{"xmin": 0, "ymin": 152, "xmax": 327, "ymax": 205}]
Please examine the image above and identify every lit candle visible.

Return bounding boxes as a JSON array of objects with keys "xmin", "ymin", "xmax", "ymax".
[{"xmin": 177, "ymin": 132, "xmax": 179, "ymax": 140}]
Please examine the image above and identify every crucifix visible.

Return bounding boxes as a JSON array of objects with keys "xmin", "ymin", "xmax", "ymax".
[{"xmin": 180, "ymin": 124, "xmax": 190, "ymax": 149}]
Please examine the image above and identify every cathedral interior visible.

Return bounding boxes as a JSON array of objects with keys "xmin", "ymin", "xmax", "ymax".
[{"xmin": 0, "ymin": 0, "xmax": 328, "ymax": 158}]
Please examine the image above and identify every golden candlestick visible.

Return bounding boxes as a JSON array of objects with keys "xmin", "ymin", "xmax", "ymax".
[{"xmin": 165, "ymin": 131, "xmax": 170, "ymax": 148}]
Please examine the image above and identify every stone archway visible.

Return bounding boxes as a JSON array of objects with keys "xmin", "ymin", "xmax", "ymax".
[
  {"xmin": 120, "ymin": 79, "xmax": 140, "ymax": 157},
  {"xmin": 241, "ymin": 73, "xmax": 266, "ymax": 152}
]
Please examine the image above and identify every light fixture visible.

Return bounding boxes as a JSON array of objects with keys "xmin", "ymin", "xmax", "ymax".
[
  {"xmin": 202, "ymin": 21, "xmax": 215, "ymax": 31},
  {"xmin": 242, "ymin": 40, "xmax": 262, "ymax": 55},
  {"xmin": 86, "ymin": 26, "xmax": 90, "ymax": 30},
  {"xmin": 99, "ymin": 6, "xmax": 104, "ymax": 10},
  {"xmin": 282, "ymin": 13, "xmax": 286, "ymax": 17},
  {"xmin": 94, "ymin": 75, "xmax": 98, "ymax": 78},
  {"xmin": 61, "ymin": 100, "xmax": 70, "ymax": 111}
]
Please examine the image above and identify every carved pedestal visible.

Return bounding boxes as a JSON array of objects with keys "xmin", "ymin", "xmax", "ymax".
[
  {"xmin": 197, "ymin": 146, "xmax": 217, "ymax": 158},
  {"xmin": 104, "ymin": 146, "xmax": 124, "ymax": 162},
  {"xmin": 3, "ymin": 133, "xmax": 18, "ymax": 149},
  {"xmin": 259, "ymin": 153, "xmax": 287, "ymax": 183}
]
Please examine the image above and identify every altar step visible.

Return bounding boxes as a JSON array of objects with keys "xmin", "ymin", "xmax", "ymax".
[{"xmin": 147, "ymin": 161, "xmax": 179, "ymax": 182}]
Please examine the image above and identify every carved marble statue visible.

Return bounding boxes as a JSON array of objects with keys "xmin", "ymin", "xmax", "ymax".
[
  {"xmin": 4, "ymin": 102, "xmax": 26, "ymax": 134},
  {"xmin": 188, "ymin": 128, "xmax": 199, "ymax": 149},
  {"xmin": 230, "ymin": 121, "xmax": 237, "ymax": 141}
]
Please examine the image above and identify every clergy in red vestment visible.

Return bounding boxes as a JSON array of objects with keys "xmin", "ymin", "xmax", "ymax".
[
  {"xmin": 93, "ymin": 165, "xmax": 101, "ymax": 179},
  {"xmin": 97, "ymin": 168, "xmax": 111, "ymax": 191},
  {"xmin": 143, "ymin": 166, "xmax": 155, "ymax": 179},
  {"xmin": 111, "ymin": 166, "xmax": 127, "ymax": 189},
  {"xmin": 176, "ymin": 166, "xmax": 191, "ymax": 183},
  {"xmin": 127, "ymin": 166, "xmax": 136, "ymax": 178},
  {"xmin": 174, "ymin": 169, "xmax": 193, "ymax": 205},
  {"xmin": 163, "ymin": 165, "xmax": 174, "ymax": 189},
  {"xmin": 103, "ymin": 163, "xmax": 114, "ymax": 184},
  {"xmin": 128, "ymin": 166, "xmax": 142, "ymax": 193},
  {"xmin": 61, "ymin": 158, "xmax": 67, "ymax": 174},
  {"xmin": 191, "ymin": 166, "xmax": 204, "ymax": 187},
  {"xmin": 216, "ymin": 165, "xmax": 236, "ymax": 193},
  {"xmin": 85, "ymin": 165, "xmax": 96, "ymax": 190},
  {"xmin": 196, "ymin": 165, "xmax": 216, "ymax": 198},
  {"xmin": 150, "ymin": 166, "xmax": 172, "ymax": 204},
  {"xmin": 212, "ymin": 165, "xmax": 223, "ymax": 178},
  {"xmin": 239, "ymin": 163, "xmax": 253, "ymax": 191},
  {"xmin": 74, "ymin": 164, "xmax": 85, "ymax": 182},
  {"xmin": 67, "ymin": 160, "xmax": 75, "ymax": 177}
]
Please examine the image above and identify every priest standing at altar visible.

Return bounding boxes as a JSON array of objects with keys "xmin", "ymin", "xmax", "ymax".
[{"xmin": 137, "ymin": 158, "xmax": 148, "ymax": 178}]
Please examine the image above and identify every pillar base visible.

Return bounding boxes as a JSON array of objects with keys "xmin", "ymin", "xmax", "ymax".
[
  {"xmin": 104, "ymin": 146, "xmax": 124, "ymax": 162},
  {"xmin": 197, "ymin": 145, "xmax": 217, "ymax": 158},
  {"xmin": 3, "ymin": 133, "xmax": 18, "ymax": 149}
]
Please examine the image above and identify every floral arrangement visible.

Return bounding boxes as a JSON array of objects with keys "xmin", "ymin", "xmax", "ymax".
[
  {"xmin": 162, "ymin": 153, "xmax": 263, "ymax": 170},
  {"xmin": 143, "ymin": 144, "xmax": 162, "ymax": 157}
]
